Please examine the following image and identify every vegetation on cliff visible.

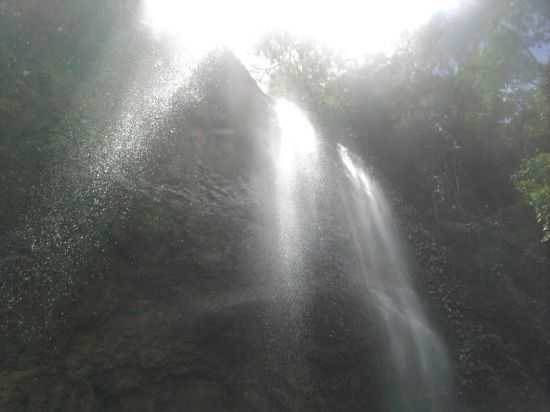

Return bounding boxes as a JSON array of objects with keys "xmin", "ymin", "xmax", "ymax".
[{"xmin": 1, "ymin": 1, "xmax": 549, "ymax": 411}]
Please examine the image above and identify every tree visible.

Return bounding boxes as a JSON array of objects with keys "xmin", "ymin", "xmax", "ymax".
[
  {"xmin": 255, "ymin": 0, "xmax": 550, "ymax": 221},
  {"xmin": 255, "ymin": 31, "xmax": 349, "ymax": 126},
  {"xmin": 513, "ymin": 153, "xmax": 550, "ymax": 241}
]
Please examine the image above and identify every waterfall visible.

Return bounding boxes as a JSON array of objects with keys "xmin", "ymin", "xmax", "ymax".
[
  {"xmin": 272, "ymin": 98, "xmax": 321, "ymax": 289},
  {"xmin": 337, "ymin": 144, "xmax": 451, "ymax": 410},
  {"xmin": 268, "ymin": 99, "xmax": 451, "ymax": 410}
]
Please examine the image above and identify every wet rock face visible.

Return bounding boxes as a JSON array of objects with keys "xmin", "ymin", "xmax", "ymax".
[
  {"xmin": 3, "ymin": 49, "xmax": 548, "ymax": 412},
  {"xmin": 1, "ymin": 297, "xmax": 383, "ymax": 412},
  {"xmin": 0, "ymin": 52, "xmax": 393, "ymax": 412},
  {"xmin": 390, "ymin": 180, "xmax": 550, "ymax": 411}
]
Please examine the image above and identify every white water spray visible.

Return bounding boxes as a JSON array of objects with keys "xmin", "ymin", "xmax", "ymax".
[
  {"xmin": 267, "ymin": 99, "xmax": 450, "ymax": 410},
  {"xmin": 337, "ymin": 144, "xmax": 451, "ymax": 410}
]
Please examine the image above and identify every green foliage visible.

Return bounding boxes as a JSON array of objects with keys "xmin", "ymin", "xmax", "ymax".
[
  {"xmin": 255, "ymin": 32, "xmax": 349, "ymax": 124},
  {"xmin": 256, "ymin": 0, "xmax": 550, "ymax": 217},
  {"xmin": 513, "ymin": 153, "xmax": 550, "ymax": 241}
]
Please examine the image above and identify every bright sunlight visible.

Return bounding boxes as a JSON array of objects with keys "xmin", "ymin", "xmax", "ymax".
[
  {"xmin": 142, "ymin": 0, "xmax": 460, "ymax": 58},
  {"xmin": 274, "ymin": 98, "xmax": 317, "ymax": 177}
]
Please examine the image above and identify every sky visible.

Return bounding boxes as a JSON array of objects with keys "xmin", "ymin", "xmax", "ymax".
[
  {"xmin": 141, "ymin": 0, "xmax": 462, "ymax": 59},
  {"xmin": 533, "ymin": 43, "xmax": 550, "ymax": 64}
]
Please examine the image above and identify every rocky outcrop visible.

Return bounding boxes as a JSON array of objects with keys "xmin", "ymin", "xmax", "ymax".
[
  {"xmin": 0, "ymin": 51, "xmax": 395, "ymax": 412},
  {"xmin": 2, "ymin": 49, "xmax": 549, "ymax": 412}
]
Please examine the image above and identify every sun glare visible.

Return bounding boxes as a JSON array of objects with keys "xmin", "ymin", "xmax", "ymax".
[
  {"xmin": 274, "ymin": 98, "xmax": 317, "ymax": 176},
  {"xmin": 142, "ymin": 0, "xmax": 460, "ymax": 58}
]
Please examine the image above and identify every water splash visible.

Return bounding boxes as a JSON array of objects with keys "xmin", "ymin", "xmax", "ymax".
[{"xmin": 11, "ymin": 49, "xmax": 194, "ymax": 337}]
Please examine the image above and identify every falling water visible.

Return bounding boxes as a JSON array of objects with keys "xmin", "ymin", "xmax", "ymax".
[
  {"xmin": 336, "ymin": 144, "xmax": 451, "ymax": 411},
  {"xmin": 256, "ymin": 99, "xmax": 322, "ymax": 398},
  {"xmin": 267, "ymin": 99, "xmax": 451, "ymax": 410},
  {"xmin": 271, "ymin": 99, "xmax": 320, "ymax": 289}
]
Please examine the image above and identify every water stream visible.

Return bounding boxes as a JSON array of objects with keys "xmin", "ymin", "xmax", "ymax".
[
  {"xmin": 337, "ymin": 144, "xmax": 451, "ymax": 410},
  {"xmin": 269, "ymin": 100, "xmax": 451, "ymax": 410}
]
